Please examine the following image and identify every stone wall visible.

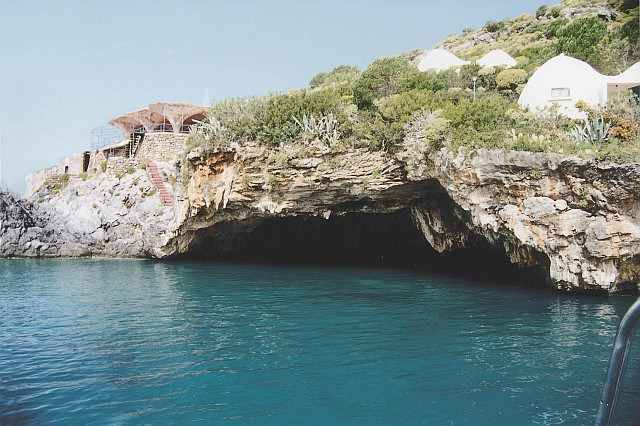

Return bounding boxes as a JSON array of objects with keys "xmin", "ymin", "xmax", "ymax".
[
  {"xmin": 136, "ymin": 132, "xmax": 187, "ymax": 163},
  {"xmin": 106, "ymin": 156, "xmax": 139, "ymax": 176},
  {"xmin": 25, "ymin": 153, "xmax": 87, "ymax": 197},
  {"xmin": 87, "ymin": 150, "xmax": 107, "ymax": 175},
  {"xmin": 54, "ymin": 153, "xmax": 84, "ymax": 175},
  {"xmin": 25, "ymin": 166, "xmax": 59, "ymax": 198}
]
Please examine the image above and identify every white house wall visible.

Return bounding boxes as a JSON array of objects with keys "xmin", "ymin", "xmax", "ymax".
[{"xmin": 518, "ymin": 54, "xmax": 609, "ymax": 119}]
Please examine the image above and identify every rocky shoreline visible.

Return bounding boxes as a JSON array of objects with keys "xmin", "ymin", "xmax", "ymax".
[{"xmin": 2, "ymin": 144, "xmax": 639, "ymax": 294}]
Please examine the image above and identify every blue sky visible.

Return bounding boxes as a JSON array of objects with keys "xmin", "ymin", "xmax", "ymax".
[{"xmin": 0, "ymin": 0, "xmax": 548, "ymax": 193}]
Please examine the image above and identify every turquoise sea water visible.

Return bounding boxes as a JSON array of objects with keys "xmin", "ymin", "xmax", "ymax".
[{"xmin": 1, "ymin": 259, "xmax": 639, "ymax": 425}]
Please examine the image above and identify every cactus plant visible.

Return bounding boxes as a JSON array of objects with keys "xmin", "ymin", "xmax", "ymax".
[
  {"xmin": 569, "ymin": 114, "xmax": 610, "ymax": 144},
  {"xmin": 293, "ymin": 113, "xmax": 341, "ymax": 146}
]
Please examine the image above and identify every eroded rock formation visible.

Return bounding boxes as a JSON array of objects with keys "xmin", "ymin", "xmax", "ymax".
[
  {"xmin": 2, "ymin": 140, "xmax": 639, "ymax": 293},
  {"xmin": 169, "ymin": 142, "xmax": 640, "ymax": 292},
  {"xmin": 411, "ymin": 149, "xmax": 640, "ymax": 292}
]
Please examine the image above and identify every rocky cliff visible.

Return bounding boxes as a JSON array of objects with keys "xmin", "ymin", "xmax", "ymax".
[
  {"xmin": 2, "ymin": 142, "xmax": 639, "ymax": 293},
  {"xmin": 1, "ymin": 167, "xmax": 176, "ymax": 258},
  {"xmin": 164, "ymin": 142, "xmax": 640, "ymax": 293}
]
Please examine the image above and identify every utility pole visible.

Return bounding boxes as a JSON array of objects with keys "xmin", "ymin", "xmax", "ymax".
[{"xmin": 472, "ymin": 77, "xmax": 478, "ymax": 102}]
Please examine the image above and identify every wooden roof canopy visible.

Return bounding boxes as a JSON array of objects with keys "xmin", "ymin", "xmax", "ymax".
[{"xmin": 109, "ymin": 102, "xmax": 207, "ymax": 135}]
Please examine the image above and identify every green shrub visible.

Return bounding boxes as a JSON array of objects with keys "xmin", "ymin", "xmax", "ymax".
[
  {"xmin": 208, "ymin": 97, "xmax": 266, "ymax": 143},
  {"xmin": 549, "ymin": 7, "xmax": 562, "ymax": 18},
  {"xmin": 310, "ymin": 65, "xmax": 360, "ymax": 88},
  {"xmin": 352, "ymin": 57, "xmax": 421, "ymax": 109},
  {"xmin": 594, "ymin": 32, "xmax": 634, "ymax": 74},
  {"xmin": 442, "ymin": 94, "xmax": 513, "ymax": 148},
  {"xmin": 535, "ymin": 5, "xmax": 548, "ymax": 18},
  {"xmin": 544, "ymin": 18, "xmax": 568, "ymax": 38},
  {"xmin": 517, "ymin": 44, "xmax": 557, "ymax": 70},
  {"xmin": 421, "ymin": 112, "xmax": 451, "ymax": 151},
  {"xmin": 406, "ymin": 70, "xmax": 450, "ymax": 92},
  {"xmin": 376, "ymin": 89, "xmax": 442, "ymax": 124},
  {"xmin": 400, "ymin": 111, "xmax": 451, "ymax": 170},
  {"xmin": 607, "ymin": 0, "xmax": 637, "ymax": 11},
  {"xmin": 439, "ymin": 63, "xmax": 481, "ymax": 89},
  {"xmin": 186, "ymin": 116, "xmax": 231, "ymax": 153},
  {"xmin": 605, "ymin": 92, "xmax": 640, "ymax": 142},
  {"xmin": 201, "ymin": 88, "xmax": 351, "ymax": 147},
  {"xmin": 352, "ymin": 110, "xmax": 404, "ymax": 151},
  {"xmin": 496, "ymin": 69, "xmax": 528, "ymax": 90},
  {"xmin": 476, "ymin": 66, "xmax": 500, "ymax": 90},
  {"xmin": 484, "ymin": 20, "xmax": 505, "ymax": 33},
  {"xmin": 442, "ymin": 94, "xmax": 512, "ymax": 130},
  {"xmin": 255, "ymin": 87, "xmax": 349, "ymax": 145},
  {"xmin": 515, "ymin": 56, "xmax": 530, "ymax": 67},
  {"xmin": 556, "ymin": 16, "xmax": 608, "ymax": 63},
  {"xmin": 600, "ymin": 7, "xmax": 639, "ymax": 70}
]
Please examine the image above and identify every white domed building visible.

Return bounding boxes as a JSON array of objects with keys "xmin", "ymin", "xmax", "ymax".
[
  {"xmin": 417, "ymin": 48, "xmax": 468, "ymax": 72},
  {"xmin": 606, "ymin": 62, "xmax": 640, "ymax": 98},
  {"xmin": 477, "ymin": 49, "xmax": 517, "ymax": 69},
  {"xmin": 518, "ymin": 54, "xmax": 608, "ymax": 119}
]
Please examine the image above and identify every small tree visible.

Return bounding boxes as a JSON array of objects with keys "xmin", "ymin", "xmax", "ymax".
[{"xmin": 352, "ymin": 58, "xmax": 421, "ymax": 109}]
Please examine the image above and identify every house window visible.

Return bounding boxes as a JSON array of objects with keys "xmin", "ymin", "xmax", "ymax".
[{"xmin": 551, "ymin": 87, "xmax": 570, "ymax": 99}]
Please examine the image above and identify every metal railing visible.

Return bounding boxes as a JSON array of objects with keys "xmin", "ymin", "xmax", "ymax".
[
  {"xmin": 90, "ymin": 122, "xmax": 197, "ymax": 151},
  {"xmin": 91, "ymin": 125, "xmax": 123, "ymax": 151},
  {"xmin": 595, "ymin": 297, "xmax": 640, "ymax": 426}
]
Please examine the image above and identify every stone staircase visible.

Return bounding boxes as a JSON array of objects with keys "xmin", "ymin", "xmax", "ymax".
[{"xmin": 146, "ymin": 161, "xmax": 174, "ymax": 207}]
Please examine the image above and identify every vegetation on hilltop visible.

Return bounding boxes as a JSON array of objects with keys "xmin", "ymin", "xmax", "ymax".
[
  {"xmin": 441, "ymin": 0, "xmax": 638, "ymax": 74},
  {"xmin": 186, "ymin": 0, "xmax": 640, "ymax": 167}
]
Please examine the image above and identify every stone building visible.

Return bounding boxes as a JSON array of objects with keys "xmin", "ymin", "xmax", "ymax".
[{"xmin": 25, "ymin": 102, "xmax": 207, "ymax": 197}]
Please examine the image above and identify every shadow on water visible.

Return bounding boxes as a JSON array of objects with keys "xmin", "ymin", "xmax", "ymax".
[{"xmin": 179, "ymin": 209, "xmax": 551, "ymax": 290}]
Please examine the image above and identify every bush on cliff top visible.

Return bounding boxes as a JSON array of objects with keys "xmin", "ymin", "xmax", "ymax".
[
  {"xmin": 310, "ymin": 65, "xmax": 360, "ymax": 89},
  {"xmin": 184, "ymin": 1, "xmax": 640, "ymax": 165},
  {"xmin": 352, "ymin": 57, "xmax": 430, "ymax": 109},
  {"xmin": 189, "ymin": 87, "xmax": 352, "ymax": 150},
  {"xmin": 254, "ymin": 88, "xmax": 350, "ymax": 145}
]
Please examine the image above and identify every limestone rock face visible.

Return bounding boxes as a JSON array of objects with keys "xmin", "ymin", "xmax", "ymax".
[
  {"xmin": 164, "ymin": 143, "xmax": 640, "ymax": 292},
  {"xmin": 0, "ymin": 192, "xmax": 55, "ymax": 257},
  {"xmin": 165, "ymin": 143, "xmax": 433, "ymax": 256},
  {"xmin": 414, "ymin": 149, "xmax": 640, "ymax": 292},
  {"xmin": 2, "ymin": 140, "xmax": 640, "ymax": 293},
  {"xmin": 1, "ymin": 167, "xmax": 176, "ymax": 258},
  {"xmin": 562, "ymin": 3, "xmax": 617, "ymax": 21}
]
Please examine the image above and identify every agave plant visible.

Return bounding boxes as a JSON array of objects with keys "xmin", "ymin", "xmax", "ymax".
[
  {"xmin": 293, "ymin": 113, "xmax": 341, "ymax": 146},
  {"xmin": 569, "ymin": 113, "xmax": 610, "ymax": 144},
  {"xmin": 187, "ymin": 117, "xmax": 231, "ymax": 151},
  {"xmin": 191, "ymin": 117, "xmax": 225, "ymax": 138}
]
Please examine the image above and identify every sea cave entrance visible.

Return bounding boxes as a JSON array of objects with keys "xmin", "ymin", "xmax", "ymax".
[{"xmin": 183, "ymin": 209, "xmax": 544, "ymax": 283}]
